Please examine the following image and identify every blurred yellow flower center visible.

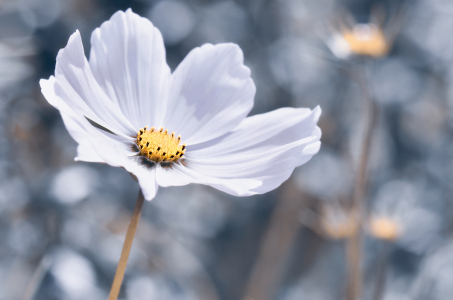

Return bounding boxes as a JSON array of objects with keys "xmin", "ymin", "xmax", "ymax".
[
  {"xmin": 342, "ymin": 23, "xmax": 389, "ymax": 57},
  {"xmin": 369, "ymin": 217, "xmax": 400, "ymax": 241},
  {"xmin": 136, "ymin": 126, "xmax": 186, "ymax": 163},
  {"xmin": 321, "ymin": 216, "xmax": 358, "ymax": 240}
]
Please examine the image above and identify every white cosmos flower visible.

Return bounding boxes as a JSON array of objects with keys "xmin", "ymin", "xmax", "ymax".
[{"xmin": 40, "ymin": 9, "xmax": 322, "ymax": 201}]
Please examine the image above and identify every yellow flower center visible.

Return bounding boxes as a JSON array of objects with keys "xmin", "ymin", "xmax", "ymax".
[
  {"xmin": 369, "ymin": 217, "xmax": 400, "ymax": 241},
  {"xmin": 321, "ymin": 215, "xmax": 358, "ymax": 240},
  {"xmin": 136, "ymin": 126, "xmax": 186, "ymax": 163},
  {"xmin": 342, "ymin": 23, "xmax": 389, "ymax": 57}
]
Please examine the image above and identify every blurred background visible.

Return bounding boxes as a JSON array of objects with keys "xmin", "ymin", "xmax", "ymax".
[{"xmin": 1, "ymin": 0, "xmax": 452, "ymax": 299}]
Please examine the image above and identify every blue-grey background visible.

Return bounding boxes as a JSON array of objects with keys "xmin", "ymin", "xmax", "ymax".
[{"xmin": 1, "ymin": 0, "xmax": 452, "ymax": 299}]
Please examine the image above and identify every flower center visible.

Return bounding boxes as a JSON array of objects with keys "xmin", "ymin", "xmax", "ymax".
[
  {"xmin": 342, "ymin": 24, "xmax": 389, "ymax": 57},
  {"xmin": 136, "ymin": 126, "xmax": 186, "ymax": 163}
]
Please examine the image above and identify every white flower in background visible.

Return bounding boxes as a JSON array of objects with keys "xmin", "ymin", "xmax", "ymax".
[
  {"xmin": 328, "ymin": 22, "xmax": 390, "ymax": 59},
  {"xmin": 326, "ymin": 8, "xmax": 403, "ymax": 59},
  {"xmin": 40, "ymin": 9, "xmax": 321, "ymax": 200},
  {"xmin": 369, "ymin": 180, "xmax": 442, "ymax": 253}
]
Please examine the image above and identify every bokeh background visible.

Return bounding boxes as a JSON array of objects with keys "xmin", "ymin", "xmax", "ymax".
[{"xmin": 1, "ymin": 0, "xmax": 453, "ymax": 299}]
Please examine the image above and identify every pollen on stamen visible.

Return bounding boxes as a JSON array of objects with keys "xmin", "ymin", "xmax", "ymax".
[{"xmin": 135, "ymin": 126, "xmax": 186, "ymax": 163}]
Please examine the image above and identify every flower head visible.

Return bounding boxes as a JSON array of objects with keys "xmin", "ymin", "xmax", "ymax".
[
  {"xmin": 328, "ymin": 22, "xmax": 390, "ymax": 59},
  {"xmin": 319, "ymin": 203, "xmax": 357, "ymax": 240},
  {"xmin": 342, "ymin": 23, "xmax": 389, "ymax": 57},
  {"xmin": 326, "ymin": 7, "xmax": 403, "ymax": 59},
  {"xmin": 368, "ymin": 216, "xmax": 400, "ymax": 241},
  {"xmin": 40, "ymin": 9, "xmax": 321, "ymax": 200}
]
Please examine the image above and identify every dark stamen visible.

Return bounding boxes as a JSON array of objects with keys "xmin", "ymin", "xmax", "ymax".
[{"xmin": 182, "ymin": 145, "xmax": 186, "ymax": 151}]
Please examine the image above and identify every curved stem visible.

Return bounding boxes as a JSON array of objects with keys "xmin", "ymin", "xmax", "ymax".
[{"xmin": 108, "ymin": 189, "xmax": 145, "ymax": 300}]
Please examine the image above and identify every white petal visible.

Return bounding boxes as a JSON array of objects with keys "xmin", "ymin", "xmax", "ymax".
[
  {"xmin": 163, "ymin": 43, "xmax": 255, "ymax": 145},
  {"xmin": 57, "ymin": 110, "xmax": 104, "ymax": 163},
  {"xmin": 40, "ymin": 76, "xmax": 134, "ymax": 147},
  {"xmin": 181, "ymin": 106, "xmax": 322, "ymax": 195},
  {"xmin": 51, "ymin": 30, "xmax": 136, "ymax": 138},
  {"xmin": 67, "ymin": 116, "xmax": 158, "ymax": 200},
  {"xmin": 155, "ymin": 163, "xmax": 262, "ymax": 196},
  {"xmin": 74, "ymin": 143, "xmax": 103, "ymax": 163},
  {"xmin": 89, "ymin": 9, "xmax": 171, "ymax": 128},
  {"xmin": 155, "ymin": 164, "xmax": 194, "ymax": 187},
  {"xmin": 41, "ymin": 75, "xmax": 159, "ymax": 200},
  {"xmin": 188, "ymin": 106, "xmax": 321, "ymax": 157},
  {"xmin": 130, "ymin": 163, "xmax": 159, "ymax": 201},
  {"xmin": 51, "ymin": 96, "xmax": 132, "ymax": 167}
]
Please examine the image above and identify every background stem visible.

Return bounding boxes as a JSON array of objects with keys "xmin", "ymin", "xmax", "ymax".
[
  {"xmin": 21, "ymin": 254, "xmax": 53, "ymax": 300},
  {"xmin": 108, "ymin": 189, "xmax": 145, "ymax": 300},
  {"xmin": 346, "ymin": 64, "xmax": 378, "ymax": 300},
  {"xmin": 242, "ymin": 182, "xmax": 308, "ymax": 300},
  {"xmin": 373, "ymin": 242, "xmax": 390, "ymax": 300}
]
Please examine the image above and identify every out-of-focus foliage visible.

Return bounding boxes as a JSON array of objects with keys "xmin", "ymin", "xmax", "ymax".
[{"xmin": 0, "ymin": 0, "xmax": 452, "ymax": 299}]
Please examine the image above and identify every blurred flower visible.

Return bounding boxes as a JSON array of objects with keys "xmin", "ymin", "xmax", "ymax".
[
  {"xmin": 328, "ymin": 23, "xmax": 389, "ymax": 58},
  {"xmin": 319, "ymin": 206, "xmax": 357, "ymax": 240},
  {"xmin": 40, "ymin": 9, "xmax": 321, "ymax": 201},
  {"xmin": 326, "ymin": 8, "xmax": 402, "ymax": 59},
  {"xmin": 300, "ymin": 201, "xmax": 357, "ymax": 240},
  {"xmin": 371, "ymin": 180, "xmax": 442, "ymax": 253},
  {"xmin": 368, "ymin": 216, "xmax": 401, "ymax": 241}
]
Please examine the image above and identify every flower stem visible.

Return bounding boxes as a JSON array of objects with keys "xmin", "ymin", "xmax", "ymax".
[
  {"xmin": 21, "ymin": 254, "xmax": 52, "ymax": 300},
  {"xmin": 346, "ymin": 64, "xmax": 378, "ymax": 300},
  {"xmin": 372, "ymin": 242, "xmax": 390, "ymax": 300},
  {"xmin": 108, "ymin": 189, "xmax": 145, "ymax": 300},
  {"xmin": 242, "ymin": 181, "xmax": 307, "ymax": 300}
]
